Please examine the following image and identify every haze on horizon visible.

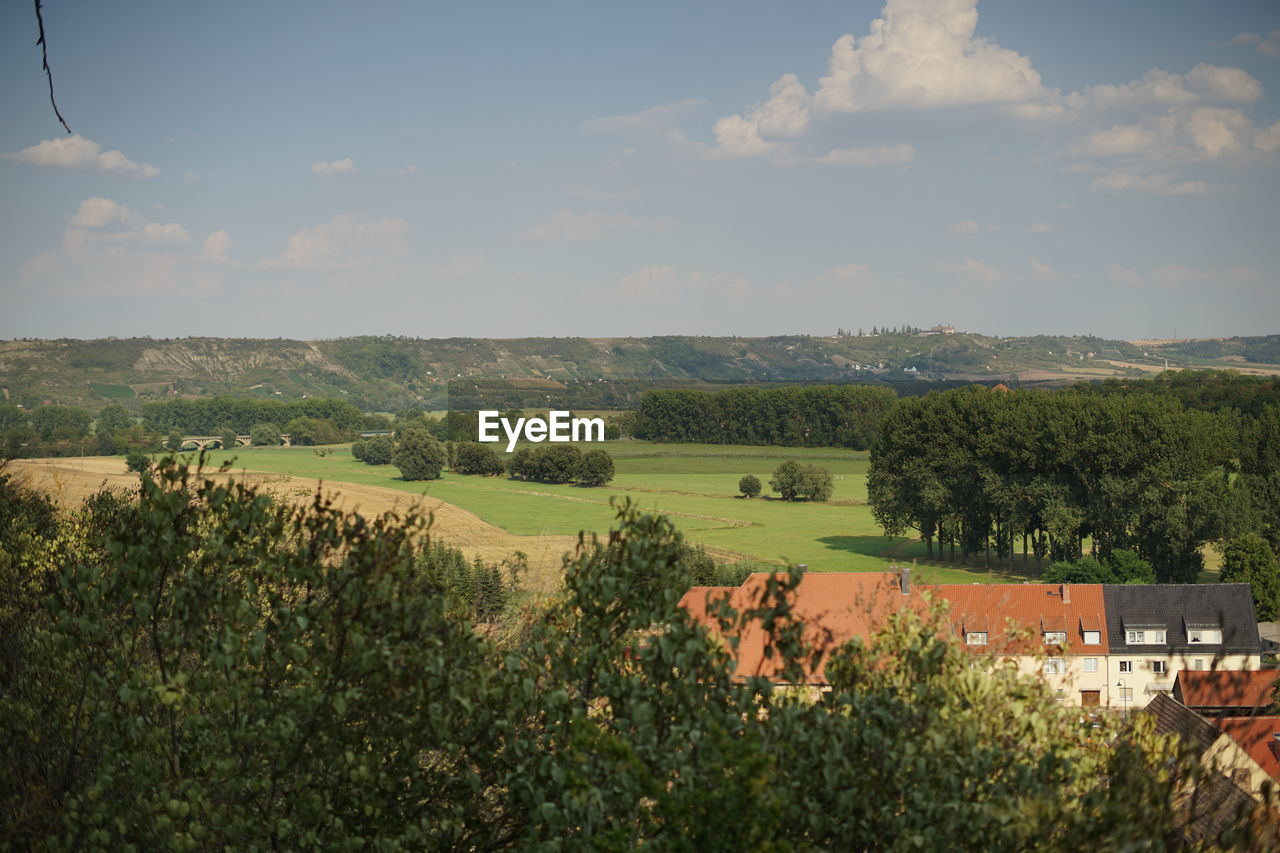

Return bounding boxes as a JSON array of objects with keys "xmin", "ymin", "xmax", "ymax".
[{"xmin": 1, "ymin": 0, "xmax": 1277, "ymax": 342}]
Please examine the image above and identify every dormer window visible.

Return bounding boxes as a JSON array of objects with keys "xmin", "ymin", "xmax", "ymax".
[
  {"xmin": 1082, "ymin": 630, "xmax": 1101, "ymax": 645},
  {"xmin": 1126, "ymin": 629, "xmax": 1166, "ymax": 644},
  {"xmin": 1043, "ymin": 631, "xmax": 1067, "ymax": 645},
  {"xmin": 965, "ymin": 632, "xmax": 988, "ymax": 646},
  {"xmin": 1188, "ymin": 628, "xmax": 1223, "ymax": 644}
]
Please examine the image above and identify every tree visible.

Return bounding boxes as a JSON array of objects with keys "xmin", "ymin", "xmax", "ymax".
[
  {"xmin": 454, "ymin": 443, "xmax": 505, "ymax": 476},
  {"xmin": 577, "ymin": 449, "xmax": 614, "ymax": 486},
  {"xmin": 536, "ymin": 445, "xmax": 584, "ymax": 484},
  {"xmin": 363, "ymin": 435, "xmax": 394, "ymax": 465},
  {"xmin": 31, "ymin": 405, "xmax": 91, "ymax": 441},
  {"xmin": 166, "ymin": 429, "xmax": 184, "ymax": 452},
  {"xmin": 350, "ymin": 439, "xmax": 368, "ymax": 461},
  {"xmin": 797, "ymin": 465, "xmax": 834, "ymax": 502},
  {"xmin": 218, "ymin": 425, "xmax": 239, "ymax": 451},
  {"xmin": 392, "ymin": 429, "xmax": 445, "ymax": 481},
  {"xmin": 770, "ymin": 460, "xmax": 804, "ymax": 500},
  {"xmin": 250, "ymin": 422, "xmax": 281, "ymax": 446},
  {"xmin": 96, "ymin": 403, "xmax": 133, "ymax": 435},
  {"xmin": 124, "ymin": 451, "xmax": 151, "ymax": 473},
  {"xmin": 1221, "ymin": 534, "xmax": 1280, "ymax": 621},
  {"xmin": 739, "ymin": 474, "xmax": 761, "ymax": 498}
]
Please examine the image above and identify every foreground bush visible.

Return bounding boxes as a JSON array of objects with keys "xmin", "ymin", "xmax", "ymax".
[{"xmin": 1, "ymin": 459, "xmax": 1274, "ymax": 849}]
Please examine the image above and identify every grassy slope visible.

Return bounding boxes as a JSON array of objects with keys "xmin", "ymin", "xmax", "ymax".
[{"xmin": 194, "ymin": 441, "xmax": 1033, "ymax": 585}]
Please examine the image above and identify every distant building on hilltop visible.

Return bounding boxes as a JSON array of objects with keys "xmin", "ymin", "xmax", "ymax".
[{"xmin": 918, "ymin": 324, "xmax": 957, "ymax": 336}]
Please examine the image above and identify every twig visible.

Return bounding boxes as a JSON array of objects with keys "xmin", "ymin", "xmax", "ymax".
[{"xmin": 33, "ymin": 0, "xmax": 72, "ymax": 133}]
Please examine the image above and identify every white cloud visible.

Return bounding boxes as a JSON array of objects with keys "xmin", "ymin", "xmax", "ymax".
[
  {"xmin": 1027, "ymin": 258, "xmax": 1060, "ymax": 282},
  {"xmin": 396, "ymin": 164, "xmax": 418, "ymax": 175},
  {"xmin": 1255, "ymin": 121, "xmax": 1280, "ymax": 153},
  {"xmin": 616, "ymin": 264, "xmax": 679, "ymax": 299},
  {"xmin": 813, "ymin": 0, "xmax": 1045, "ymax": 114},
  {"xmin": 1077, "ymin": 64, "xmax": 1261, "ymax": 109},
  {"xmin": 713, "ymin": 73, "xmax": 813, "ymax": 158},
  {"xmin": 1088, "ymin": 172, "xmax": 1210, "ymax": 196},
  {"xmin": 814, "ymin": 143, "xmax": 915, "ymax": 166},
  {"xmin": 958, "ymin": 257, "xmax": 1003, "ymax": 284},
  {"xmin": 1229, "ymin": 31, "xmax": 1280, "ymax": 60},
  {"xmin": 946, "ymin": 220, "xmax": 998, "ymax": 235},
  {"xmin": 521, "ymin": 209, "xmax": 673, "ymax": 242},
  {"xmin": 582, "ymin": 99, "xmax": 710, "ymax": 156},
  {"xmin": 266, "ymin": 213, "xmax": 408, "ymax": 269},
  {"xmin": 69, "ymin": 197, "xmax": 133, "ymax": 229},
  {"xmin": 311, "ymin": 158, "xmax": 357, "ymax": 175},
  {"xmin": 200, "ymin": 230, "xmax": 232, "ymax": 264},
  {"xmin": 5, "ymin": 134, "xmax": 159, "ymax": 177},
  {"xmin": 1027, "ymin": 223, "xmax": 1061, "ymax": 233},
  {"xmin": 20, "ymin": 201, "xmax": 213, "ymax": 299}
]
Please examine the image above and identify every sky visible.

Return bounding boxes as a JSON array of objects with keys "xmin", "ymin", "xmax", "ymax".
[{"xmin": 1, "ymin": 0, "xmax": 1278, "ymax": 341}]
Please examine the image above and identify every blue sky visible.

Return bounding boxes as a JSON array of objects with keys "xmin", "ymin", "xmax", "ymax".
[{"xmin": 1, "ymin": 0, "xmax": 1278, "ymax": 340}]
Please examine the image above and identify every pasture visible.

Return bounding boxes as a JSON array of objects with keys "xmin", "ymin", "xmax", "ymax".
[{"xmin": 192, "ymin": 441, "xmax": 1033, "ymax": 584}]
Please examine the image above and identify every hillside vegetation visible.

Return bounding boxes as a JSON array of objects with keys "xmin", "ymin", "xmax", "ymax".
[{"xmin": 6, "ymin": 331, "xmax": 1262, "ymax": 411}]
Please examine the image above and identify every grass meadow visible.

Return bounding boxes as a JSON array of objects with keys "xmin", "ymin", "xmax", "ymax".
[{"xmin": 192, "ymin": 441, "xmax": 1039, "ymax": 584}]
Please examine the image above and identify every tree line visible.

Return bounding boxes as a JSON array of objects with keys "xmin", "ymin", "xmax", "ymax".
[
  {"xmin": 353, "ymin": 429, "xmax": 617, "ymax": 486},
  {"xmin": 632, "ymin": 384, "xmax": 897, "ymax": 448},
  {"xmin": 2, "ymin": 461, "xmax": 1273, "ymax": 849},
  {"xmin": 866, "ymin": 386, "xmax": 1259, "ymax": 582}
]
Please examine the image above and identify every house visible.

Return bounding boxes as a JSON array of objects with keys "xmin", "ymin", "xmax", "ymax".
[
  {"xmin": 1103, "ymin": 584, "xmax": 1264, "ymax": 709},
  {"xmin": 1174, "ymin": 670, "xmax": 1280, "ymax": 717},
  {"xmin": 932, "ymin": 583, "xmax": 1110, "ymax": 706},
  {"xmin": 1145, "ymin": 693, "xmax": 1268, "ymax": 843},
  {"xmin": 676, "ymin": 570, "xmax": 925, "ymax": 684}
]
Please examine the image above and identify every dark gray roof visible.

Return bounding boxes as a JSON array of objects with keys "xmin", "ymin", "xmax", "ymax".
[{"xmin": 1103, "ymin": 584, "xmax": 1262, "ymax": 655}]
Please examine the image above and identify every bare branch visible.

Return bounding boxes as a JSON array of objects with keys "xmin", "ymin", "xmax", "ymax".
[{"xmin": 33, "ymin": 0, "xmax": 72, "ymax": 134}]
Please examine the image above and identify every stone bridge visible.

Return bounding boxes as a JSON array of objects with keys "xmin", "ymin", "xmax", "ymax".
[{"xmin": 180, "ymin": 434, "xmax": 294, "ymax": 450}]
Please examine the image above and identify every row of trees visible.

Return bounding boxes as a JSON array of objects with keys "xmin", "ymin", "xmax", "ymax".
[
  {"xmin": 140, "ymin": 396, "xmax": 368, "ymax": 435},
  {"xmin": 3, "ymin": 461, "xmax": 1272, "ymax": 849},
  {"xmin": 868, "ymin": 387, "xmax": 1236, "ymax": 582},
  {"xmin": 632, "ymin": 385, "xmax": 897, "ymax": 449},
  {"xmin": 507, "ymin": 445, "xmax": 615, "ymax": 486}
]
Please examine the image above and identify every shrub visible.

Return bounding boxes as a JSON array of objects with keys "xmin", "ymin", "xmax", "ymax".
[
  {"xmin": 455, "ymin": 443, "xmax": 506, "ymax": 476},
  {"xmin": 577, "ymin": 449, "xmax": 614, "ymax": 486},
  {"xmin": 392, "ymin": 429, "xmax": 445, "ymax": 481},
  {"xmin": 250, "ymin": 422, "xmax": 281, "ymax": 446},
  {"xmin": 739, "ymin": 474, "xmax": 761, "ymax": 498},
  {"xmin": 362, "ymin": 435, "xmax": 394, "ymax": 466},
  {"xmin": 351, "ymin": 439, "xmax": 368, "ymax": 461},
  {"xmin": 770, "ymin": 461, "xmax": 832, "ymax": 501},
  {"xmin": 124, "ymin": 451, "xmax": 151, "ymax": 473}
]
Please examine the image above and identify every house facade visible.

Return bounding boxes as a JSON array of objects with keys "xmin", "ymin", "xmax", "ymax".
[
  {"xmin": 678, "ymin": 572, "xmax": 1268, "ymax": 707},
  {"xmin": 1103, "ymin": 584, "xmax": 1265, "ymax": 710}
]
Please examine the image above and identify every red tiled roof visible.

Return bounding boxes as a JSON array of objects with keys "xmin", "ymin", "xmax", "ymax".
[
  {"xmin": 1215, "ymin": 717, "xmax": 1280, "ymax": 781},
  {"xmin": 930, "ymin": 583, "xmax": 1108, "ymax": 655},
  {"xmin": 678, "ymin": 572, "xmax": 926, "ymax": 683},
  {"xmin": 1175, "ymin": 670, "xmax": 1280, "ymax": 710}
]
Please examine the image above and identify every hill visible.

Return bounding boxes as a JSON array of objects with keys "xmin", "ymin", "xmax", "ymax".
[{"xmin": 2, "ymin": 331, "xmax": 1276, "ymax": 411}]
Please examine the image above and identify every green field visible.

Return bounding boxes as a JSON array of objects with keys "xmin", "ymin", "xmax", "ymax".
[{"xmin": 193, "ymin": 441, "xmax": 1036, "ymax": 584}]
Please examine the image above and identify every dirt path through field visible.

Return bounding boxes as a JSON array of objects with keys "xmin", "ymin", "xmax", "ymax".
[{"xmin": 9, "ymin": 457, "xmax": 578, "ymax": 593}]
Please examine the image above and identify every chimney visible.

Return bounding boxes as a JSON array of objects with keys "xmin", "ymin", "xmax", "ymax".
[
  {"xmin": 1061, "ymin": 583, "xmax": 1070, "ymax": 604},
  {"xmin": 899, "ymin": 564, "xmax": 911, "ymax": 596}
]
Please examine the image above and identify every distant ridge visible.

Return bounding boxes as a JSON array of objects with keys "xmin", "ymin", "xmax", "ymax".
[{"xmin": 2, "ymin": 332, "xmax": 1276, "ymax": 411}]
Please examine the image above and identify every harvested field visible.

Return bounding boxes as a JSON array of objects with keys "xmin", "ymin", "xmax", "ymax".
[{"xmin": 9, "ymin": 456, "xmax": 577, "ymax": 594}]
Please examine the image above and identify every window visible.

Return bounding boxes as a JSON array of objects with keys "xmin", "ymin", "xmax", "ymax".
[
  {"xmin": 1119, "ymin": 660, "xmax": 1133, "ymax": 673},
  {"xmin": 1083, "ymin": 658, "xmax": 1098, "ymax": 673},
  {"xmin": 1153, "ymin": 630, "xmax": 1166, "ymax": 644},
  {"xmin": 1194, "ymin": 659, "xmax": 1205, "ymax": 670},
  {"xmin": 1188, "ymin": 629, "xmax": 1223, "ymax": 644},
  {"xmin": 1083, "ymin": 631, "xmax": 1101, "ymax": 645},
  {"xmin": 965, "ymin": 632, "xmax": 988, "ymax": 646},
  {"xmin": 1044, "ymin": 659, "xmax": 1066, "ymax": 675},
  {"xmin": 1150, "ymin": 661, "xmax": 1168, "ymax": 674},
  {"xmin": 1044, "ymin": 631, "xmax": 1067, "ymax": 645},
  {"xmin": 1118, "ymin": 687, "xmax": 1134, "ymax": 701},
  {"xmin": 1126, "ymin": 630, "xmax": 1145, "ymax": 644}
]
